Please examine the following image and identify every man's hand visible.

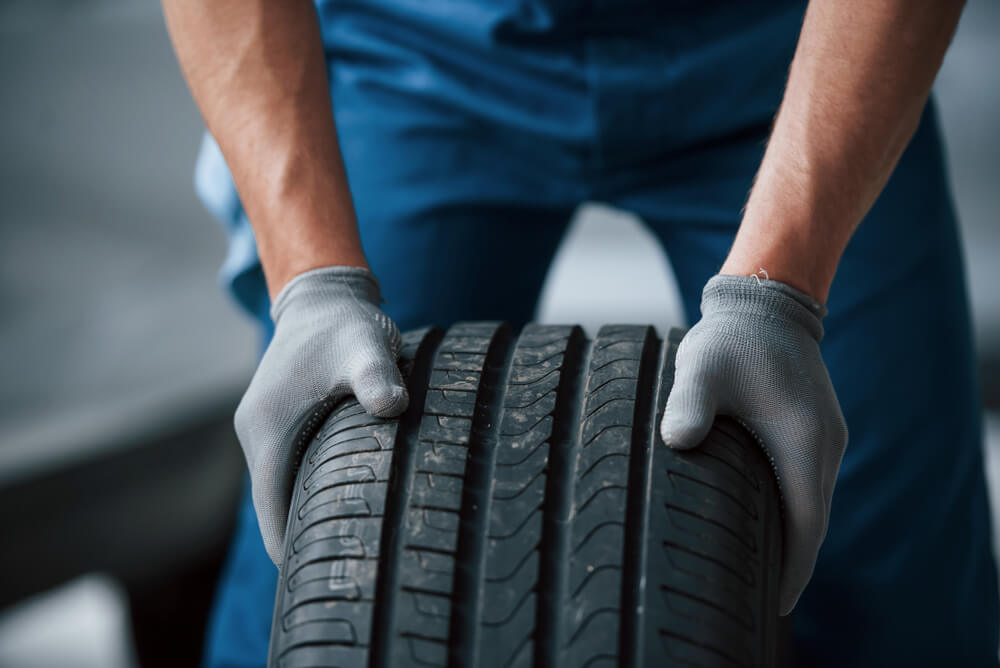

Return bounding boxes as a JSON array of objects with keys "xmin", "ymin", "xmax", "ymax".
[
  {"xmin": 660, "ymin": 275, "xmax": 848, "ymax": 615},
  {"xmin": 663, "ymin": 0, "xmax": 963, "ymax": 613},
  {"xmin": 164, "ymin": 1, "xmax": 403, "ymax": 562},
  {"xmin": 235, "ymin": 267, "xmax": 408, "ymax": 565}
]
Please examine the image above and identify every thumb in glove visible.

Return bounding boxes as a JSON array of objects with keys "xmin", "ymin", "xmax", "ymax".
[
  {"xmin": 660, "ymin": 274, "xmax": 848, "ymax": 615},
  {"xmin": 234, "ymin": 266, "xmax": 409, "ymax": 565}
]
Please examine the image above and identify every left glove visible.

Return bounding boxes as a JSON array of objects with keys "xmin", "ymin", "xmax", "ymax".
[
  {"xmin": 234, "ymin": 266, "xmax": 408, "ymax": 565},
  {"xmin": 660, "ymin": 274, "xmax": 848, "ymax": 615}
]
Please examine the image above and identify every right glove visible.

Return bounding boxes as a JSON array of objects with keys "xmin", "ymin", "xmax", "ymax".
[
  {"xmin": 234, "ymin": 266, "xmax": 409, "ymax": 565},
  {"xmin": 660, "ymin": 275, "xmax": 849, "ymax": 615}
]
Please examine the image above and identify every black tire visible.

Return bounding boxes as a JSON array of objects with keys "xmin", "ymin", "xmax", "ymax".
[{"xmin": 268, "ymin": 323, "xmax": 782, "ymax": 668}]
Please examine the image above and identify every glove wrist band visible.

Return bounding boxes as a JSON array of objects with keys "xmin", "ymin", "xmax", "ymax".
[
  {"xmin": 702, "ymin": 275, "xmax": 826, "ymax": 341},
  {"xmin": 270, "ymin": 266, "xmax": 383, "ymax": 322}
]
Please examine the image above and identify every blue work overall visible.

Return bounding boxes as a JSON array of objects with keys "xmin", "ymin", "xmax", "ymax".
[{"xmin": 195, "ymin": 1, "xmax": 999, "ymax": 665}]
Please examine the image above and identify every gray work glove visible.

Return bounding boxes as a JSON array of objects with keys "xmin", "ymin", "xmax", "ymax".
[
  {"xmin": 234, "ymin": 266, "xmax": 408, "ymax": 565},
  {"xmin": 660, "ymin": 274, "xmax": 848, "ymax": 615}
]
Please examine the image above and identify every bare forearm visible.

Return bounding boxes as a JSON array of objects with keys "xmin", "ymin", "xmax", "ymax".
[
  {"xmin": 162, "ymin": 0, "xmax": 366, "ymax": 298},
  {"xmin": 721, "ymin": 0, "xmax": 964, "ymax": 302}
]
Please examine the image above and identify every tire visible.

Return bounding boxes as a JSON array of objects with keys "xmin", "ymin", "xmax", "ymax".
[{"xmin": 268, "ymin": 323, "xmax": 782, "ymax": 668}]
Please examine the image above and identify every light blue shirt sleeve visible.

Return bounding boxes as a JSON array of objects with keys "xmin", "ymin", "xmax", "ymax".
[{"xmin": 194, "ymin": 133, "xmax": 271, "ymax": 324}]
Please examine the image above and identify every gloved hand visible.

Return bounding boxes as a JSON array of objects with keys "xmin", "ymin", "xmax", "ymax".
[
  {"xmin": 660, "ymin": 274, "xmax": 848, "ymax": 615},
  {"xmin": 234, "ymin": 266, "xmax": 408, "ymax": 565}
]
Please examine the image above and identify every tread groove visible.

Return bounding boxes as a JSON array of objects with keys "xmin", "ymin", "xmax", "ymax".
[
  {"xmin": 664, "ymin": 503, "xmax": 757, "ymax": 552},
  {"xmin": 560, "ymin": 326, "xmax": 650, "ymax": 667},
  {"xmin": 620, "ymin": 328, "xmax": 660, "ymax": 668},
  {"xmin": 536, "ymin": 329, "xmax": 590, "ymax": 668},
  {"xmin": 449, "ymin": 325, "xmax": 515, "ymax": 668},
  {"xmin": 371, "ymin": 328, "xmax": 445, "ymax": 668}
]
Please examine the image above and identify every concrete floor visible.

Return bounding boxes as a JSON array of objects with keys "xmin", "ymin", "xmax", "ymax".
[{"xmin": 1, "ymin": 0, "xmax": 998, "ymax": 665}]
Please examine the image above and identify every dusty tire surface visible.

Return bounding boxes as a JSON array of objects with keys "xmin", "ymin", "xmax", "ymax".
[{"xmin": 268, "ymin": 323, "xmax": 782, "ymax": 668}]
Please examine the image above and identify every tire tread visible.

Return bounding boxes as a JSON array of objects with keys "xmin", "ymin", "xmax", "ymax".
[{"xmin": 269, "ymin": 324, "xmax": 782, "ymax": 668}]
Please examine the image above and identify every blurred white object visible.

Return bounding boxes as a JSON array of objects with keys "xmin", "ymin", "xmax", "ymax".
[
  {"xmin": 935, "ymin": 0, "xmax": 1000, "ymax": 352},
  {"xmin": 0, "ymin": 576, "xmax": 136, "ymax": 668},
  {"xmin": 536, "ymin": 204, "xmax": 686, "ymax": 336}
]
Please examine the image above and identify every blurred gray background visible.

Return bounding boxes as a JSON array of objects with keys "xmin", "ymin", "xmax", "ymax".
[{"xmin": 1, "ymin": 1, "xmax": 998, "ymax": 666}]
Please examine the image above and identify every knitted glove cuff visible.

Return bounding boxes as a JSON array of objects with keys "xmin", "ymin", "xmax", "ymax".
[
  {"xmin": 270, "ymin": 266, "xmax": 383, "ymax": 322},
  {"xmin": 701, "ymin": 275, "xmax": 826, "ymax": 341}
]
